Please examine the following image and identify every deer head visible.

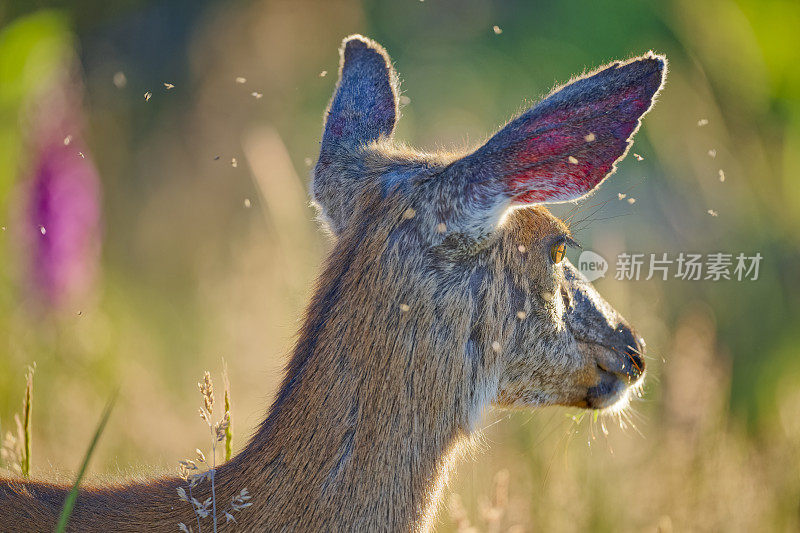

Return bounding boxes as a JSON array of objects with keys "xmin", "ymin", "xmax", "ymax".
[{"xmin": 313, "ymin": 35, "xmax": 664, "ymax": 419}]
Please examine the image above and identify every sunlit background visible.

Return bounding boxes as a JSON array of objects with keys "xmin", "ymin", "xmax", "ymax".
[{"xmin": 1, "ymin": 1, "xmax": 799, "ymax": 530}]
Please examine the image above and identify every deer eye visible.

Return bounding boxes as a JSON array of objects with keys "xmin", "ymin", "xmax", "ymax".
[{"xmin": 550, "ymin": 241, "xmax": 567, "ymax": 264}]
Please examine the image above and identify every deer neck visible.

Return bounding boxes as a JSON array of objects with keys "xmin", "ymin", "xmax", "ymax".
[{"xmin": 230, "ymin": 234, "xmax": 492, "ymax": 531}]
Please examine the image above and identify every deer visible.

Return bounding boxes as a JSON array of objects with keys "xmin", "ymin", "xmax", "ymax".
[{"xmin": 0, "ymin": 35, "xmax": 666, "ymax": 532}]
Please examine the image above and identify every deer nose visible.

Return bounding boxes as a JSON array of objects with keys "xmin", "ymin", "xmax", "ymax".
[{"xmin": 616, "ymin": 323, "xmax": 645, "ymax": 381}]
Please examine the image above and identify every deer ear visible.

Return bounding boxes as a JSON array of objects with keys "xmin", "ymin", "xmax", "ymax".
[
  {"xmin": 313, "ymin": 35, "xmax": 399, "ymax": 234},
  {"xmin": 445, "ymin": 52, "xmax": 666, "ymax": 236},
  {"xmin": 320, "ymin": 35, "xmax": 399, "ymax": 153}
]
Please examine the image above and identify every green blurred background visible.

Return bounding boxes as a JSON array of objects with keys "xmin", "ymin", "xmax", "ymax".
[{"xmin": 1, "ymin": 1, "xmax": 799, "ymax": 530}]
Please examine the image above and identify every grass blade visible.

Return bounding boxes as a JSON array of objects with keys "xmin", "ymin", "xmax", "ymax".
[
  {"xmin": 222, "ymin": 361, "xmax": 232, "ymax": 462},
  {"xmin": 55, "ymin": 394, "xmax": 117, "ymax": 533},
  {"xmin": 21, "ymin": 364, "xmax": 35, "ymax": 478}
]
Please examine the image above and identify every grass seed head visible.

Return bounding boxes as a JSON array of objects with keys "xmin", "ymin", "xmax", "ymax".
[
  {"xmin": 215, "ymin": 412, "xmax": 230, "ymax": 442},
  {"xmin": 198, "ymin": 372, "xmax": 214, "ymax": 414}
]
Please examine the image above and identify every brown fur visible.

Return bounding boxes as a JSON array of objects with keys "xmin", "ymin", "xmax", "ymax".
[
  {"xmin": 0, "ymin": 200, "xmax": 641, "ymax": 532},
  {"xmin": 0, "ymin": 35, "xmax": 662, "ymax": 532}
]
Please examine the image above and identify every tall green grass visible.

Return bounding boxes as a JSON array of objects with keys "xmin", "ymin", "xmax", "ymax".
[{"xmin": 55, "ymin": 395, "xmax": 117, "ymax": 533}]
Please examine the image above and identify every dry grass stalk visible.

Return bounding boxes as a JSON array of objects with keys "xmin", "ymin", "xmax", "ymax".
[
  {"xmin": 178, "ymin": 368, "xmax": 249, "ymax": 532},
  {"xmin": 449, "ymin": 469, "xmax": 515, "ymax": 533},
  {"xmin": 448, "ymin": 493, "xmax": 476, "ymax": 532},
  {"xmin": 1, "ymin": 364, "xmax": 35, "ymax": 477},
  {"xmin": 21, "ymin": 365, "xmax": 34, "ymax": 478},
  {"xmin": 0, "ymin": 418, "xmax": 22, "ymax": 475}
]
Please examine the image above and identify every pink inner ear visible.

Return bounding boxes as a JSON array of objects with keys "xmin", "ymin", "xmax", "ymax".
[{"xmin": 505, "ymin": 86, "xmax": 651, "ymax": 204}]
